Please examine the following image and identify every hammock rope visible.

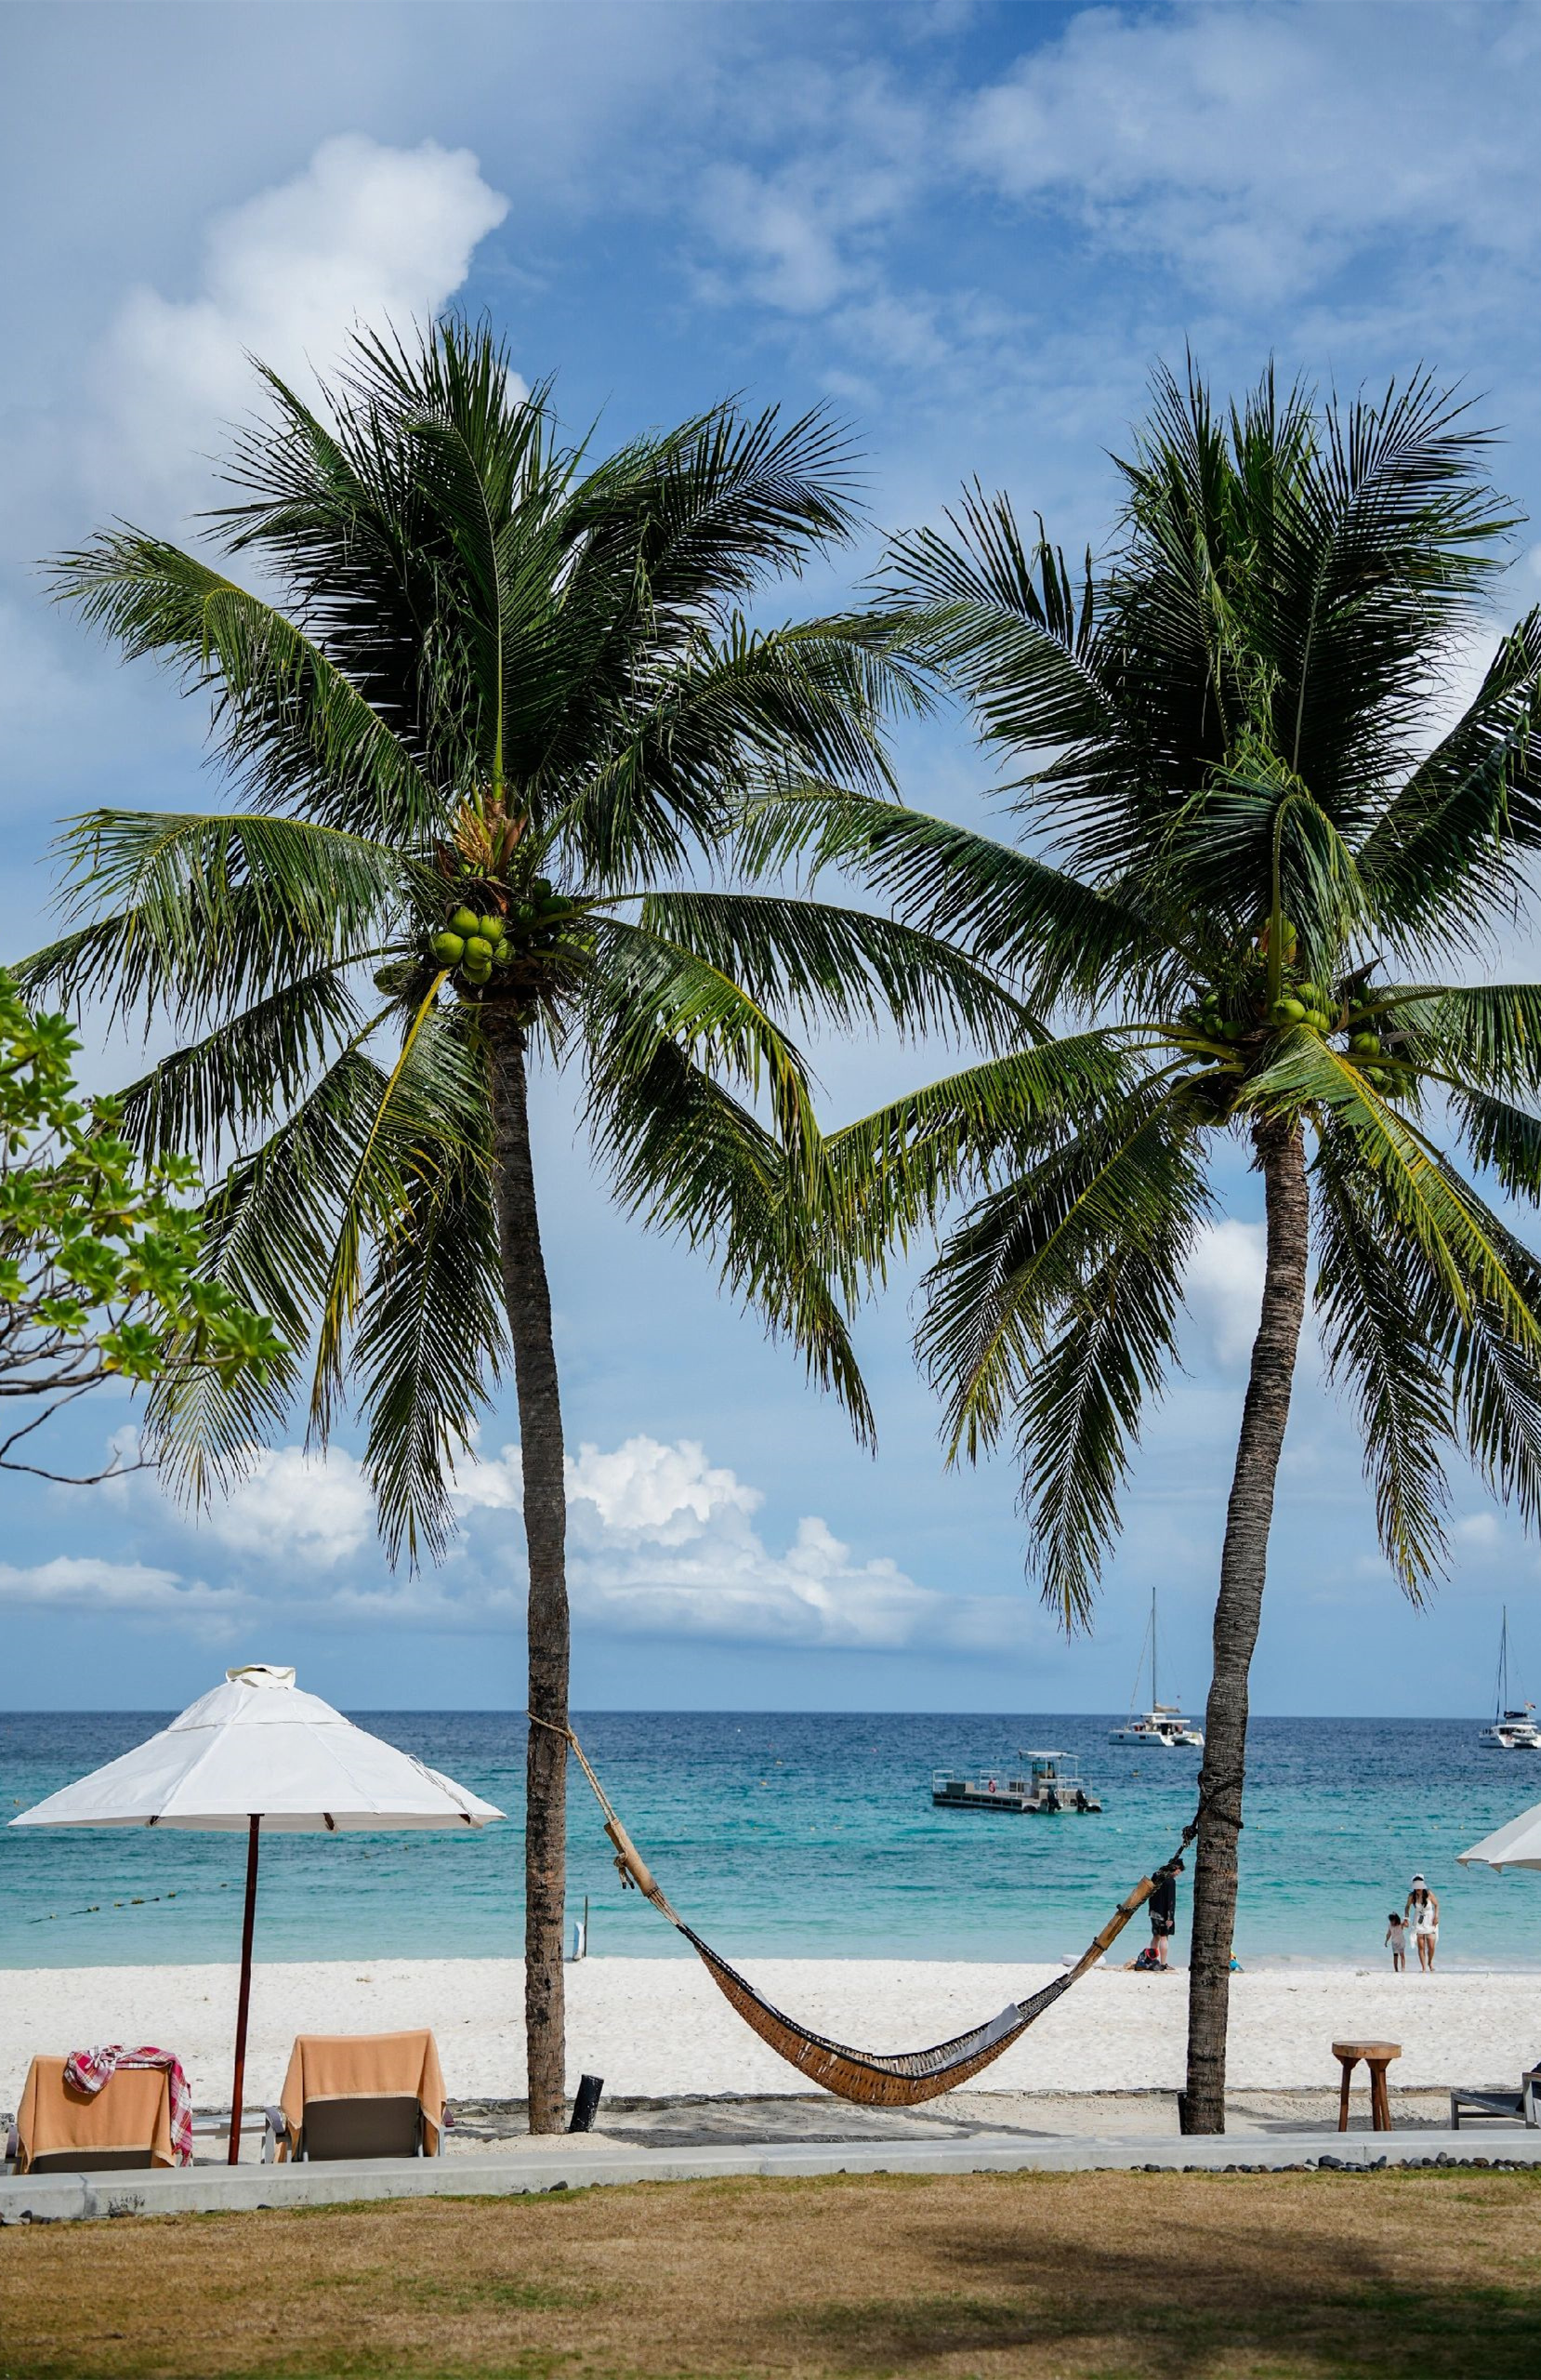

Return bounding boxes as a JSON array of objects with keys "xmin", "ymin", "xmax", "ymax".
[{"xmin": 532, "ymin": 1712, "xmax": 1203, "ymax": 2109}]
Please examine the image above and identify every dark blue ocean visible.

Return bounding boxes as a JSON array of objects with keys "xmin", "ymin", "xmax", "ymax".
[{"xmin": 4, "ymin": 1712, "xmax": 1540, "ymax": 1971}]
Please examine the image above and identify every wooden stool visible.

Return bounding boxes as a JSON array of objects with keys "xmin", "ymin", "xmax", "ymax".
[{"xmin": 1332, "ymin": 2039, "xmax": 1401, "ymax": 2132}]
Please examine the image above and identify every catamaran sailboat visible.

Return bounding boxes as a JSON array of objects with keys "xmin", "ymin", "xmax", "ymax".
[
  {"xmin": 1479, "ymin": 1607, "xmax": 1541, "ymax": 1751},
  {"xmin": 1110, "ymin": 1588, "xmax": 1204, "ymax": 1750}
]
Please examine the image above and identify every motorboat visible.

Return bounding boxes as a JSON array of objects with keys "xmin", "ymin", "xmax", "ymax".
[
  {"xmin": 931, "ymin": 1751, "xmax": 1101, "ymax": 1815},
  {"xmin": 1479, "ymin": 1607, "xmax": 1541, "ymax": 1750},
  {"xmin": 1110, "ymin": 1587, "xmax": 1204, "ymax": 1749}
]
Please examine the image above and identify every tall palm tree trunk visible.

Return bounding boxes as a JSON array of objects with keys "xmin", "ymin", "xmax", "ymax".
[
  {"xmin": 484, "ymin": 1007, "xmax": 570, "ymax": 2135},
  {"xmin": 1180, "ymin": 1116, "xmax": 1309, "ymax": 2135}
]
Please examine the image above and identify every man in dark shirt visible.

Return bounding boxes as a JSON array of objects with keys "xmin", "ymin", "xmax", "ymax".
[{"xmin": 1148, "ymin": 1858, "xmax": 1183, "ymax": 1967}]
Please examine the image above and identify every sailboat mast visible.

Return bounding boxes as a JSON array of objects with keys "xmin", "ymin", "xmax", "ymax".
[
  {"xmin": 1499, "ymin": 1605, "xmax": 1509, "ymax": 1715},
  {"xmin": 1151, "ymin": 1584, "xmax": 1158, "ymax": 1709}
]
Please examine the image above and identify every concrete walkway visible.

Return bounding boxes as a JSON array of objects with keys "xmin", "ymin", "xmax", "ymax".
[{"xmin": 6, "ymin": 2125, "xmax": 1540, "ymax": 2223}]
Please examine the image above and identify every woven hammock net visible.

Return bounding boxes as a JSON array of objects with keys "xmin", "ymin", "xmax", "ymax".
[{"xmin": 557, "ymin": 1725, "xmax": 1178, "ymax": 2110}]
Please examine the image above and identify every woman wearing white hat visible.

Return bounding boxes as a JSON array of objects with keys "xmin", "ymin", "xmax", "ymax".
[{"xmin": 1404, "ymin": 1873, "xmax": 1439, "ymax": 1972}]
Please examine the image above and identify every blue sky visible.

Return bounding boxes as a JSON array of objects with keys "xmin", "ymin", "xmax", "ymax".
[{"xmin": 5, "ymin": 0, "xmax": 1541, "ymax": 1715}]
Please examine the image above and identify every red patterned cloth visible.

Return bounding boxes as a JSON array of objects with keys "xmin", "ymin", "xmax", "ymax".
[{"xmin": 63, "ymin": 2045, "xmax": 194, "ymax": 2166}]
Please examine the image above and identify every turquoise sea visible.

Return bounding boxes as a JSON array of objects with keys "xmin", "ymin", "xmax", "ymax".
[{"xmin": 5, "ymin": 1712, "xmax": 1541, "ymax": 1972}]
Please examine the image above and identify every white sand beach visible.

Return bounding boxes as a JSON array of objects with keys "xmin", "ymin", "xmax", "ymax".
[{"xmin": 3, "ymin": 1957, "xmax": 1536, "ymax": 2111}]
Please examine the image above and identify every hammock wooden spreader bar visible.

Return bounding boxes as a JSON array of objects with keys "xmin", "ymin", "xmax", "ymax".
[{"xmin": 535, "ymin": 1714, "xmax": 1201, "ymax": 2109}]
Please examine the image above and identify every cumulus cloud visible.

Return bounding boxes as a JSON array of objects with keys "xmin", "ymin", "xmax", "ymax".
[
  {"xmin": 447, "ymin": 1432, "xmax": 1011, "ymax": 1648},
  {"xmin": 199, "ymin": 1446, "xmax": 375, "ymax": 1570},
  {"xmin": 103, "ymin": 1432, "xmax": 1027, "ymax": 1655},
  {"xmin": 569, "ymin": 1435, "xmax": 760, "ymax": 1535},
  {"xmin": 87, "ymin": 134, "xmax": 509, "ymax": 523},
  {"xmin": 958, "ymin": 3, "xmax": 1541, "ymax": 304},
  {"xmin": 1185, "ymin": 1219, "xmax": 1267, "ymax": 1369}
]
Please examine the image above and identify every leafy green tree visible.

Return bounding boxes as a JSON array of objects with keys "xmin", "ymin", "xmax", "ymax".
[
  {"xmin": 0, "ymin": 972, "xmax": 281, "ymax": 1478},
  {"xmin": 749, "ymin": 365, "xmax": 1541, "ymax": 2131},
  {"xmin": 33, "ymin": 322, "xmax": 1011, "ymax": 2129}
]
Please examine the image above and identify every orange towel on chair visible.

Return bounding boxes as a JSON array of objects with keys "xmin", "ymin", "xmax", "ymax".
[
  {"xmin": 277, "ymin": 2030, "xmax": 444, "ymax": 2159},
  {"xmin": 13, "ymin": 2056, "xmax": 176, "ymax": 2173}
]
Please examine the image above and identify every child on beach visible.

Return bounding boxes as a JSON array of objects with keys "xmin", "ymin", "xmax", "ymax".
[{"xmin": 1386, "ymin": 1912, "xmax": 1408, "ymax": 1972}]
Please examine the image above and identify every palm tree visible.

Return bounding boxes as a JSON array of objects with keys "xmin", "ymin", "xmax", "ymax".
[
  {"xmin": 747, "ymin": 364, "xmax": 1541, "ymax": 2131},
  {"xmin": 28, "ymin": 322, "xmax": 1014, "ymax": 2130}
]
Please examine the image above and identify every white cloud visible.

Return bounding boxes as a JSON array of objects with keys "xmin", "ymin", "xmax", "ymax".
[
  {"xmin": 553, "ymin": 1435, "xmax": 1026, "ymax": 1650},
  {"xmin": 1185, "ymin": 1219, "xmax": 1267, "ymax": 1369},
  {"xmin": 698, "ymin": 164, "xmax": 853, "ymax": 314},
  {"xmin": 958, "ymin": 3, "xmax": 1541, "ymax": 303},
  {"xmin": 568, "ymin": 1435, "xmax": 761, "ymax": 1536},
  {"xmin": 199, "ymin": 1446, "xmax": 375, "ymax": 1570},
  {"xmin": 127, "ymin": 1432, "xmax": 1029, "ymax": 1655},
  {"xmin": 692, "ymin": 64, "xmax": 927, "ymax": 318},
  {"xmin": 87, "ymin": 134, "xmax": 509, "ymax": 524},
  {"xmin": 0, "ymin": 1557, "xmax": 244, "ymax": 1617}
]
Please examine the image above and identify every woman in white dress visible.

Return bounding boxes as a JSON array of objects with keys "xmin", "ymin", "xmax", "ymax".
[{"xmin": 1404, "ymin": 1874, "xmax": 1440, "ymax": 1972}]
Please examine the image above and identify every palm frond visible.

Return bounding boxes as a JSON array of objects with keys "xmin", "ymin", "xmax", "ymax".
[
  {"xmin": 142, "ymin": 1038, "xmax": 394, "ymax": 1501},
  {"xmin": 116, "ymin": 967, "xmax": 365, "ymax": 1164},
  {"xmin": 1356, "ymin": 613, "xmax": 1541, "ymax": 952},
  {"xmin": 49, "ymin": 537, "xmax": 441, "ymax": 838},
  {"xmin": 822, "ymin": 1033, "xmax": 1142, "ymax": 1274},
  {"xmin": 917, "ymin": 1078, "xmax": 1211, "ymax": 1465},
  {"xmin": 1018, "ymin": 1197, "xmax": 1199, "ymax": 1629},
  {"xmin": 586, "ymin": 916, "xmax": 824, "ymax": 1185},
  {"xmin": 33, "ymin": 810, "xmax": 402, "ymax": 1032},
  {"xmin": 1379, "ymin": 983, "xmax": 1541, "ymax": 1095},
  {"xmin": 556, "ymin": 617, "xmax": 918, "ymax": 885},
  {"xmin": 1449, "ymin": 1086, "xmax": 1541, "ymax": 1203},
  {"xmin": 587, "ymin": 1024, "xmax": 873, "ymax": 1441},
  {"xmin": 637, "ymin": 890, "xmax": 1034, "ymax": 1051},
  {"xmin": 735, "ymin": 786, "xmax": 1170, "ymax": 1011},
  {"xmin": 1246, "ymin": 1029, "xmax": 1541, "ymax": 1355},
  {"xmin": 1311, "ymin": 1125, "xmax": 1452, "ymax": 1592},
  {"xmin": 353, "ymin": 1074, "xmax": 506, "ymax": 1567}
]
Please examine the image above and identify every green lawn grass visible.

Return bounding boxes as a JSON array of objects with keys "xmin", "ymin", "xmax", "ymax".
[{"xmin": 5, "ymin": 2167, "xmax": 1539, "ymax": 2380}]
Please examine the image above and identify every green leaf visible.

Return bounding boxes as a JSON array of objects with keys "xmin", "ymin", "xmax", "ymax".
[{"xmin": 1311, "ymin": 1128, "xmax": 1452, "ymax": 1593}]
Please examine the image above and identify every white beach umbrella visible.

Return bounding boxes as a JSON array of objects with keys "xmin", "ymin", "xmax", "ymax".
[
  {"xmin": 9, "ymin": 1663, "xmax": 505, "ymax": 2159},
  {"xmin": 1458, "ymin": 1800, "xmax": 1541, "ymax": 1873}
]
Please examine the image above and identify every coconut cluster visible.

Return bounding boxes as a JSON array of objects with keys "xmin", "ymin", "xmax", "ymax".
[
  {"xmin": 1179, "ymin": 926, "xmax": 1393, "ymax": 1085},
  {"xmin": 428, "ymin": 878, "xmax": 577, "ymax": 991}
]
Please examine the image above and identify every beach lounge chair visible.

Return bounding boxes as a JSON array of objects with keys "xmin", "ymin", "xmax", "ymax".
[
  {"xmin": 262, "ymin": 2029, "xmax": 445, "ymax": 2162},
  {"xmin": 1448, "ymin": 2068, "xmax": 1541, "ymax": 2129},
  {"xmin": 7, "ymin": 2056, "xmax": 178, "ymax": 2174}
]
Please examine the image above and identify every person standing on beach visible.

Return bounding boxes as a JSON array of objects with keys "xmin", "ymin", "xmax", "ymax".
[
  {"xmin": 1405, "ymin": 1876, "xmax": 1440, "ymax": 1972},
  {"xmin": 1385, "ymin": 1912, "xmax": 1409, "ymax": 1973},
  {"xmin": 1148, "ymin": 1859, "xmax": 1182, "ymax": 1968}
]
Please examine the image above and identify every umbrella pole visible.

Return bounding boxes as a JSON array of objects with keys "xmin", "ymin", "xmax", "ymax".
[{"xmin": 228, "ymin": 1814, "xmax": 262, "ymax": 2165}]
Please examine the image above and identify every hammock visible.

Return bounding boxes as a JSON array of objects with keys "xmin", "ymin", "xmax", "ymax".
[{"xmin": 539, "ymin": 1716, "xmax": 1199, "ymax": 2109}]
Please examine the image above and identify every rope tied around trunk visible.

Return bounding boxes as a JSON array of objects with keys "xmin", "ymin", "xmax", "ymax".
[{"xmin": 527, "ymin": 1712, "xmax": 1210, "ymax": 2108}]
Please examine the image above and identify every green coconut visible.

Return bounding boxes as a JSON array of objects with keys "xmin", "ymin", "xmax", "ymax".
[
  {"xmin": 450, "ymin": 906, "xmax": 480, "ymax": 938},
  {"xmin": 464, "ymin": 935, "xmax": 494, "ymax": 965},
  {"xmin": 430, "ymin": 931, "xmax": 465, "ymax": 964},
  {"xmin": 1271, "ymin": 997, "xmax": 1306, "ymax": 1025}
]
